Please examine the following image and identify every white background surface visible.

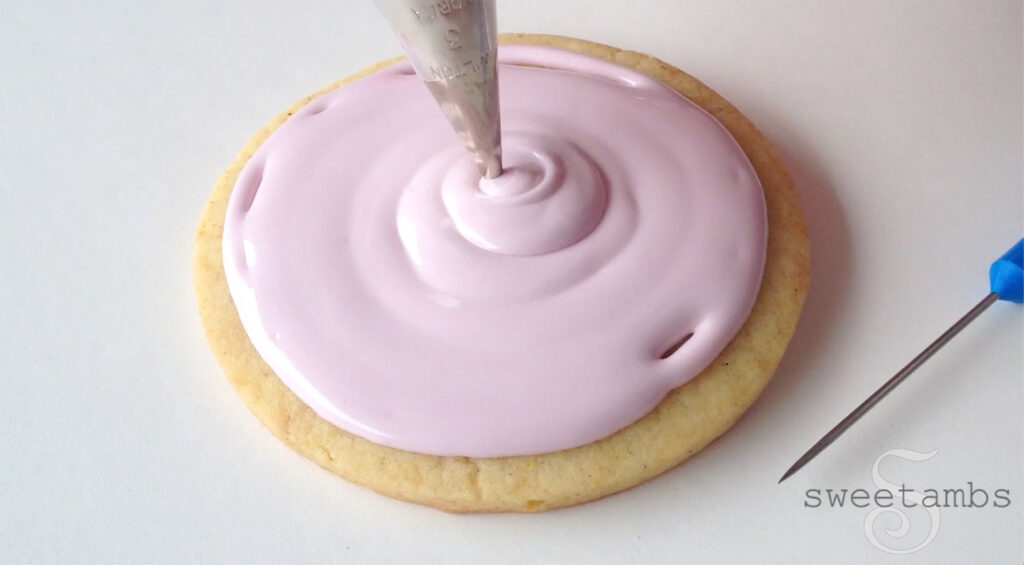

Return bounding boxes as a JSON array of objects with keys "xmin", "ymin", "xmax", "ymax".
[{"xmin": 2, "ymin": 0, "xmax": 1022, "ymax": 563}]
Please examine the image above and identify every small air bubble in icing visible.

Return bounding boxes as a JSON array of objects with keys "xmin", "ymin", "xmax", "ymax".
[
  {"xmin": 659, "ymin": 332, "xmax": 694, "ymax": 359},
  {"xmin": 239, "ymin": 162, "xmax": 264, "ymax": 213},
  {"xmin": 305, "ymin": 102, "xmax": 329, "ymax": 116}
]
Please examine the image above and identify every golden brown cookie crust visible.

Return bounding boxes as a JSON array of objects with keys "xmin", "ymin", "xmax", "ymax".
[{"xmin": 194, "ymin": 33, "xmax": 810, "ymax": 513}]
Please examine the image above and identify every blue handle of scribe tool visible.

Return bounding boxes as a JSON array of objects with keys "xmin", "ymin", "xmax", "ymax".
[{"xmin": 990, "ymin": 238, "xmax": 1024, "ymax": 303}]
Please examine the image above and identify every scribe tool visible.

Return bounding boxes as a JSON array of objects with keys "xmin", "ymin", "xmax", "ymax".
[
  {"xmin": 779, "ymin": 238, "xmax": 1024, "ymax": 483},
  {"xmin": 376, "ymin": 0, "xmax": 503, "ymax": 178}
]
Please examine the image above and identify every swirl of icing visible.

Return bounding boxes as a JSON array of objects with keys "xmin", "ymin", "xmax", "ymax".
[
  {"xmin": 222, "ymin": 46, "xmax": 766, "ymax": 457},
  {"xmin": 433, "ymin": 132, "xmax": 606, "ymax": 256}
]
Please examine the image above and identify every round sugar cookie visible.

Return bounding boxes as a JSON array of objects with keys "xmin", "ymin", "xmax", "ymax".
[{"xmin": 194, "ymin": 33, "xmax": 810, "ymax": 513}]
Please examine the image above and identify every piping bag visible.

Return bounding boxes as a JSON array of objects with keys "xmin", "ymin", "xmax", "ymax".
[{"xmin": 376, "ymin": 0, "xmax": 503, "ymax": 178}]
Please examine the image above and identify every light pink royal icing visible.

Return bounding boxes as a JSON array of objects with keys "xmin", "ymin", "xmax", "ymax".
[{"xmin": 222, "ymin": 46, "xmax": 767, "ymax": 457}]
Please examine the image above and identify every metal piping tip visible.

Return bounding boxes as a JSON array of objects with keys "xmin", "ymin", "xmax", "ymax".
[{"xmin": 377, "ymin": 0, "xmax": 503, "ymax": 178}]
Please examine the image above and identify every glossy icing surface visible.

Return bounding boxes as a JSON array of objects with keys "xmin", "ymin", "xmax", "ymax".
[{"xmin": 222, "ymin": 46, "xmax": 767, "ymax": 457}]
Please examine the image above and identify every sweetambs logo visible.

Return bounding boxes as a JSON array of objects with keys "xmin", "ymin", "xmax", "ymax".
[{"xmin": 802, "ymin": 448, "xmax": 1012, "ymax": 554}]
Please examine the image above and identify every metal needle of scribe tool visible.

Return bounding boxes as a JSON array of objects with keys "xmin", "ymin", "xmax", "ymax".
[
  {"xmin": 779, "ymin": 238, "xmax": 1024, "ymax": 484},
  {"xmin": 376, "ymin": 0, "xmax": 503, "ymax": 178}
]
